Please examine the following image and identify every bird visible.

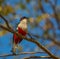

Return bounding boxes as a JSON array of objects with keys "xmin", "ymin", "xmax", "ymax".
[{"xmin": 12, "ymin": 17, "xmax": 28, "ymax": 54}]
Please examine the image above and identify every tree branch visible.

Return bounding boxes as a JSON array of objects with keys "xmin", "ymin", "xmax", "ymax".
[
  {"xmin": 23, "ymin": 56, "xmax": 52, "ymax": 59},
  {"xmin": 0, "ymin": 14, "xmax": 11, "ymax": 29},
  {"xmin": 0, "ymin": 25, "xmax": 59, "ymax": 59},
  {"xmin": 0, "ymin": 15, "xmax": 59, "ymax": 59},
  {"xmin": 38, "ymin": 0, "xmax": 46, "ymax": 13},
  {"xmin": 0, "ymin": 13, "xmax": 60, "ymax": 47},
  {"xmin": 49, "ymin": 1, "xmax": 60, "ymax": 29},
  {"xmin": 0, "ymin": 52, "xmax": 45, "ymax": 57},
  {"xmin": 28, "ymin": 31, "xmax": 60, "ymax": 47}
]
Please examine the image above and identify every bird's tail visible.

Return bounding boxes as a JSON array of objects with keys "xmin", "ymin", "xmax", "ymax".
[
  {"xmin": 11, "ymin": 43, "xmax": 23, "ymax": 54},
  {"xmin": 11, "ymin": 43, "xmax": 17, "ymax": 55}
]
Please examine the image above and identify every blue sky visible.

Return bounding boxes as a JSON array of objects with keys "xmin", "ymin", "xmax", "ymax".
[{"xmin": 0, "ymin": 0, "xmax": 60, "ymax": 59}]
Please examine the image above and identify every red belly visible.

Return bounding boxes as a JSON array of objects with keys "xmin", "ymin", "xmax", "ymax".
[{"xmin": 13, "ymin": 27, "xmax": 27, "ymax": 44}]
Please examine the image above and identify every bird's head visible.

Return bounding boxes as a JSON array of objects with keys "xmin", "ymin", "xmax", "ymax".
[
  {"xmin": 20, "ymin": 16, "xmax": 34, "ymax": 24},
  {"xmin": 20, "ymin": 17, "xmax": 28, "ymax": 21},
  {"xmin": 20, "ymin": 17, "xmax": 28, "ymax": 23}
]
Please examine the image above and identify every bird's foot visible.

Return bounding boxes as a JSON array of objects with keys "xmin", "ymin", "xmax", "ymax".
[{"xmin": 11, "ymin": 49, "xmax": 16, "ymax": 55}]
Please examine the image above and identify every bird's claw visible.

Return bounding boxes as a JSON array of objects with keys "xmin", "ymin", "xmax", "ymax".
[{"xmin": 11, "ymin": 50, "xmax": 16, "ymax": 55}]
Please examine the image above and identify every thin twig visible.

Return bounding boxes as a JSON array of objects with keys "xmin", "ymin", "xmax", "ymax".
[
  {"xmin": 0, "ymin": 25, "xmax": 59, "ymax": 59},
  {"xmin": 0, "ymin": 15, "xmax": 59, "ymax": 59},
  {"xmin": 0, "ymin": 13, "xmax": 60, "ymax": 47},
  {"xmin": 23, "ymin": 56, "xmax": 52, "ymax": 59},
  {"xmin": 0, "ymin": 52, "xmax": 45, "ymax": 57},
  {"xmin": 49, "ymin": 1, "xmax": 60, "ymax": 29},
  {"xmin": 38, "ymin": 0, "xmax": 46, "ymax": 13},
  {"xmin": 0, "ymin": 14, "xmax": 11, "ymax": 29},
  {"xmin": 28, "ymin": 30, "xmax": 60, "ymax": 47}
]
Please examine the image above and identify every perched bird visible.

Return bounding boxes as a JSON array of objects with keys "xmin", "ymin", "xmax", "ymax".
[{"xmin": 12, "ymin": 17, "xmax": 28, "ymax": 54}]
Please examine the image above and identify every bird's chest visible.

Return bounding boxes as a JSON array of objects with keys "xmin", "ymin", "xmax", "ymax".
[
  {"xmin": 17, "ymin": 22, "xmax": 27, "ymax": 31},
  {"xmin": 18, "ymin": 27, "xmax": 27, "ymax": 36}
]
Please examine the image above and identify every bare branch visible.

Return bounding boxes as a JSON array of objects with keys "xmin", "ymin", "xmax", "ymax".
[
  {"xmin": 0, "ymin": 14, "xmax": 11, "ymax": 29},
  {"xmin": 0, "ymin": 25, "xmax": 59, "ymax": 59},
  {"xmin": 0, "ymin": 15, "xmax": 59, "ymax": 59},
  {"xmin": 0, "ymin": 52, "xmax": 45, "ymax": 57},
  {"xmin": 49, "ymin": 1, "xmax": 60, "ymax": 29},
  {"xmin": 38, "ymin": 0, "xmax": 46, "ymax": 13},
  {"xmin": 47, "ymin": 34, "xmax": 60, "ymax": 46},
  {"xmin": 28, "ymin": 31, "xmax": 60, "ymax": 47},
  {"xmin": 0, "ymin": 13, "xmax": 60, "ymax": 47},
  {"xmin": 23, "ymin": 56, "xmax": 52, "ymax": 59}
]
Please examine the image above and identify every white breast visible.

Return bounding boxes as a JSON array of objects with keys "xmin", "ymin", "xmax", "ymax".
[{"xmin": 17, "ymin": 19, "xmax": 27, "ymax": 30}]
